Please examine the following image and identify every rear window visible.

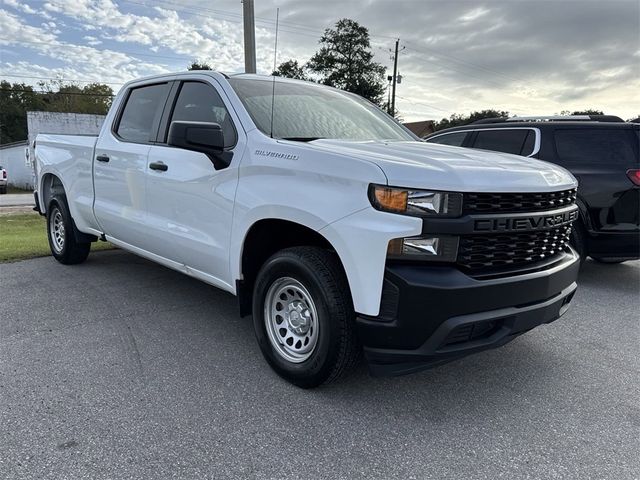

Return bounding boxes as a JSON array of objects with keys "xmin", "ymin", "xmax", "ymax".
[
  {"xmin": 428, "ymin": 132, "xmax": 467, "ymax": 146},
  {"xmin": 116, "ymin": 83, "xmax": 169, "ymax": 143},
  {"xmin": 473, "ymin": 129, "xmax": 532, "ymax": 155},
  {"xmin": 554, "ymin": 129, "xmax": 639, "ymax": 164}
]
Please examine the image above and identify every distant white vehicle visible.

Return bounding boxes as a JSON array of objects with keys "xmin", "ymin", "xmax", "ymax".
[
  {"xmin": 34, "ymin": 72, "xmax": 580, "ymax": 387},
  {"xmin": 0, "ymin": 165, "xmax": 7, "ymax": 194}
]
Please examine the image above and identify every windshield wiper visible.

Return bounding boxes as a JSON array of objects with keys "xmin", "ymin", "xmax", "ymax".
[{"xmin": 280, "ymin": 137, "xmax": 324, "ymax": 142}]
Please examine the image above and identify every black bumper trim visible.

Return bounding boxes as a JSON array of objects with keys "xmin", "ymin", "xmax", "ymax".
[{"xmin": 357, "ymin": 251, "xmax": 580, "ymax": 377}]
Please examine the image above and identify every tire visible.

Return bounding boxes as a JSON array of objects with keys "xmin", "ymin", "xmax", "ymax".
[
  {"xmin": 46, "ymin": 195, "xmax": 91, "ymax": 265},
  {"xmin": 0, "ymin": 186, "xmax": 6, "ymax": 194},
  {"xmin": 569, "ymin": 221, "xmax": 587, "ymax": 263},
  {"xmin": 252, "ymin": 246, "xmax": 360, "ymax": 388}
]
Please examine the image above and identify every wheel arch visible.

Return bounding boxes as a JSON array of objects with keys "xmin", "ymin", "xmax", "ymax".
[
  {"xmin": 236, "ymin": 218, "xmax": 351, "ymax": 317},
  {"xmin": 39, "ymin": 172, "xmax": 67, "ymax": 214}
]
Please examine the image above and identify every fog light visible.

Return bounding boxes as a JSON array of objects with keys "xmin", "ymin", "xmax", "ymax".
[{"xmin": 387, "ymin": 235, "xmax": 459, "ymax": 262}]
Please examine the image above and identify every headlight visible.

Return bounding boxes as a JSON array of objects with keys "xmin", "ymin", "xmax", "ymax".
[
  {"xmin": 387, "ymin": 235, "xmax": 458, "ymax": 262},
  {"xmin": 369, "ymin": 185, "xmax": 462, "ymax": 217}
]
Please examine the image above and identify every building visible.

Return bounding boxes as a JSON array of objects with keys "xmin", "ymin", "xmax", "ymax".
[
  {"xmin": 403, "ymin": 120, "xmax": 435, "ymax": 138},
  {"xmin": 0, "ymin": 111, "xmax": 105, "ymax": 190},
  {"xmin": 0, "ymin": 141, "xmax": 30, "ymax": 189}
]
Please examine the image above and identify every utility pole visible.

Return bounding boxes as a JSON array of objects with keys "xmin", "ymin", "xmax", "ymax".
[
  {"xmin": 242, "ymin": 0, "xmax": 257, "ymax": 73},
  {"xmin": 387, "ymin": 38, "xmax": 405, "ymax": 117},
  {"xmin": 390, "ymin": 38, "xmax": 399, "ymax": 117}
]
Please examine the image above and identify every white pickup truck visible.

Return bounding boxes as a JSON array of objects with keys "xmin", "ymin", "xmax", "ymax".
[{"xmin": 34, "ymin": 72, "xmax": 580, "ymax": 387}]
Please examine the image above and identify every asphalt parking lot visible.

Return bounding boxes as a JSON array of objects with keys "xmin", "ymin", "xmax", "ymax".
[{"xmin": 1, "ymin": 250, "xmax": 638, "ymax": 479}]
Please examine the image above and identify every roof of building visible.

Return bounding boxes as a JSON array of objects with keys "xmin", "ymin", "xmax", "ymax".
[{"xmin": 403, "ymin": 120, "xmax": 435, "ymax": 138}]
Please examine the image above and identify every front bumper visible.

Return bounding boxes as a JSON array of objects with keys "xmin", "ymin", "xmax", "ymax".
[{"xmin": 358, "ymin": 251, "xmax": 580, "ymax": 376}]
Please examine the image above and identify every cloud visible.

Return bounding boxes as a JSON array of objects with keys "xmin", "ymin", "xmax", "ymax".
[
  {"xmin": 0, "ymin": 10, "xmax": 168, "ymax": 87},
  {"xmin": 1, "ymin": 0, "xmax": 638, "ymax": 120}
]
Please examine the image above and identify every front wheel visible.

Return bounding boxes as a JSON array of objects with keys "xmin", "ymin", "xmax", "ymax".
[
  {"xmin": 252, "ymin": 247, "xmax": 360, "ymax": 388},
  {"xmin": 47, "ymin": 196, "xmax": 91, "ymax": 265}
]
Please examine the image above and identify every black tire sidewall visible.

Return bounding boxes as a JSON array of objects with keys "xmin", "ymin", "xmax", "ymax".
[
  {"xmin": 252, "ymin": 252, "xmax": 344, "ymax": 387},
  {"xmin": 46, "ymin": 196, "xmax": 90, "ymax": 264},
  {"xmin": 47, "ymin": 198, "xmax": 69, "ymax": 261}
]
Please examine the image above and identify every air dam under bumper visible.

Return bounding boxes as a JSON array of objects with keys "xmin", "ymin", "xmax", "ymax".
[{"xmin": 358, "ymin": 251, "xmax": 580, "ymax": 377}]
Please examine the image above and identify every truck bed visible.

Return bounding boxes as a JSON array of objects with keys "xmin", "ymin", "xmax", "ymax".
[{"xmin": 35, "ymin": 134, "xmax": 99, "ymax": 234}]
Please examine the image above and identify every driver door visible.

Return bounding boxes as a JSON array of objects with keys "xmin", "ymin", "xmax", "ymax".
[{"xmin": 145, "ymin": 79, "xmax": 244, "ymax": 289}]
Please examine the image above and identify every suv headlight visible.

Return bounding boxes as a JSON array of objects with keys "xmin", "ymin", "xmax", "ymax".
[{"xmin": 369, "ymin": 185, "xmax": 462, "ymax": 217}]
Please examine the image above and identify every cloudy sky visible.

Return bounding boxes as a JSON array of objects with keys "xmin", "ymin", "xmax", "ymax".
[{"xmin": 0, "ymin": 0, "xmax": 638, "ymax": 121}]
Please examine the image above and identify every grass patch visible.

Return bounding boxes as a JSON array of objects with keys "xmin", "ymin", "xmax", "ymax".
[
  {"xmin": 5, "ymin": 186, "xmax": 33, "ymax": 194},
  {"xmin": 0, "ymin": 213, "xmax": 113, "ymax": 263}
]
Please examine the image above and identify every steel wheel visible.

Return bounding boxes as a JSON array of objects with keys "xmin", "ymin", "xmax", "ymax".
[
  {"xmin": 264, "ymin": 277, "xmax": 319, "ymax": 363},
  {"xmin": 49, "ymin": 207, "xmax": 65, "ymax": 254}
]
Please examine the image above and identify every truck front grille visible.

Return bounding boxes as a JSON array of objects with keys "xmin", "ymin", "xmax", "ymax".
[
  {"xmin": 457, "ymin": 224, "xmax": 572, "ymax": 271},
  {"xmin": 463, "ymin": 189, "xmax": 577, "ymax": 214}
]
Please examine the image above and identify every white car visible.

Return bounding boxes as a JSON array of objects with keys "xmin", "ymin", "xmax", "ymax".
[
  {"xmin": 34, "ymin": 72, "xmax": 580, "ymax": 387},
  {"xmin": 0, "ymin": 165, "xmax": 7, "ymax": 194}
]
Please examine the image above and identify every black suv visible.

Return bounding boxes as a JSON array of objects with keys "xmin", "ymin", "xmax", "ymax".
[{"xmin": 425, "ymin": 116, "xmax": 640, "ymax": 263}]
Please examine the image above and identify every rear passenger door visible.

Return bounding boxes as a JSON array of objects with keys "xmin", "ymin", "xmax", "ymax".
[
  {"xmin": 144, "ymin": 78, "xmax": 244, "ymax": 289},
  {"xmin": 94, "ymin": 82, "xmax": 171, "ymax": 246},
  {"xmin": 553, "ymin": 128, "xmax": 639, "ymax": 231}
]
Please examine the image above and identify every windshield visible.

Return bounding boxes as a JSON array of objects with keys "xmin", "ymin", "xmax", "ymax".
[{"xmin": 227, "ymin": 77, "xmax": 415, "ymax": 142}]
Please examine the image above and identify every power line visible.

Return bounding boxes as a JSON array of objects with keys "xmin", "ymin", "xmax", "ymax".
[
  {"xmin": 121, "ymin": 0, "xmax": 325, "ymax": 39},
  {"xmin": 0, "ymin": 36, "xmax": 196, "ymax": 62},
  {"xmin": 403, "ymin": 42, "xmax": 531, "ymax": 86},
  {"xmin": 395, "ymin": 95, "xmax": 450, "ymax": 113},
  {"xmin": 0, "ymin": 74, "xmax": 124, "ymax": 86},
  {"xmin": 1, "ymin": 88, "xmax": 114, "ymax": 97}
]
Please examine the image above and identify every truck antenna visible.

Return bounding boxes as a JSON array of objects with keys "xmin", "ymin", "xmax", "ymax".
[{"xmin": 269, "ymin": 7, "xmax": 279, "ymax": 139}]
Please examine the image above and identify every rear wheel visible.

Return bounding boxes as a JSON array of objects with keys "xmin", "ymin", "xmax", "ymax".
[
  {"xmin": 47, "ymin": 196, "xmax": 91, "ymax": 265},
  {"xmin": 252, "ymin": 247, "xmax": 360, "ymax": 388},
  {"xmin": 0, "ymin": 185, "xmax": 6, "ymax": 194}
]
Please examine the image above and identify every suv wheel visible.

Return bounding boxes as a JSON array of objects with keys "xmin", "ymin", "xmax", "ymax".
[
  {"xmin": 252, "ymin": 247, "xmax": 360, "ymax": 388},
  {"xmin": 47, "ymin": 195, "xmax": 91, "ymax": 264}
]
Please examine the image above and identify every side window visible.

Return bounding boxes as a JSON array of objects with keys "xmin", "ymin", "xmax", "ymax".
[
  {"xmin": 473, "ymin": 129, "xmax": 529, "ymax": 155},
  {"xmin": 116, "ymin": 84, "xmax": 168, "ymax": 143},
  {"xmin": 555, "ymin": 129, "xmax": 637, "ymax": 164},
  {"xmin": 169, "ymin": 82, "xmax": 237, "ymax": 148},
  {"xmin": 427, "ymin": 132, "xmax": 467, "ymax": 146}
]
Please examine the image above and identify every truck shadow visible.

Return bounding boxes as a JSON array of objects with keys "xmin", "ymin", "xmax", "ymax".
[
  {"xmin": 577, "ymin": 258, "xmax": 640, "ymax": 295},
  {"xmin": 82, "ymin": 250, "xmax": 636, "ymax": 427}
]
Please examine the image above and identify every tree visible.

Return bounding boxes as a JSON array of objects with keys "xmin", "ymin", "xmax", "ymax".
[
  {"xmin": 571, "ymin": 109, "xmax": 604, "ymax": 115},
  {"xmin": 188, "ymin": 61, "xmax": 212, "ymax": 70},
  {"xmin": 559, "ymin": 109, "xmax": 604, "ymax": 116},
  {"xmin": 0, "ymin": 80, "xmax": 113, "ymax": 145},
  {"xmin": 434, "ymin": 109, "xmax": 509, "ymax": 131},
  {"xmin": 307, "ymin": 18, "xmax": 386, "ymax": 106},
  {"xmin": 272, "ymin": 60, "xmax": 308, "ymax": 80}
]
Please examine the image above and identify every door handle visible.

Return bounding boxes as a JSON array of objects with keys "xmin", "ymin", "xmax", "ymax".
[
  {"xmin": 149, "ymin": 161, "xmax": 168, "ymax": 172},
  {"xmin": 96, "ymin": 154, "xmax": 110, "ymax": 163}
]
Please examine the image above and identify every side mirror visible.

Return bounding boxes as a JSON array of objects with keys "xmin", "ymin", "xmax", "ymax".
[{"xmin": 167, "ymin": 121, "xmax": 230, "ymax": 169}]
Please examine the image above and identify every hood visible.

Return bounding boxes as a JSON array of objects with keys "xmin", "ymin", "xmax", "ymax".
[{"xmin": 305, "ymin": 140, "xmax": 577, "ymax": 192}]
